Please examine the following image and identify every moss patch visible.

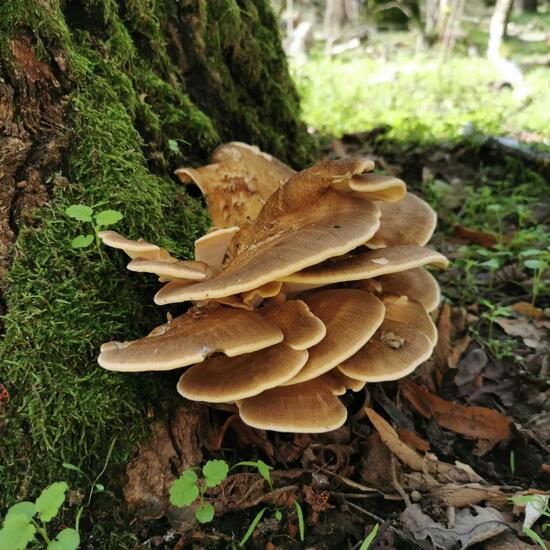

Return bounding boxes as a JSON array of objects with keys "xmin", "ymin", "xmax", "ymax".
[{"xmin": 0, "ymin": 0, "xmax": 315, "ymax": 537}]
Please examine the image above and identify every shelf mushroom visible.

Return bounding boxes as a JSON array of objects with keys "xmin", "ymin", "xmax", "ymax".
[
  {"xmin": 155, "ymin": 158, "xmax": 382, "ymax": 305},
  {"xmin": 97, "ymin": 143, "xmax": 449, "ymax": 435},
  {"xmin": 175, "ymin": 142, "xmax": 295, "ymax": 229}
]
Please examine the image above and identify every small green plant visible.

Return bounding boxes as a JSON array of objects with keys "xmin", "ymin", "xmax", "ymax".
[
  {"xmin": 519, "ymin": 247, "xmax": 550, "ymax": 305},
  {"xmin": 240, "ymin": 507, "xmax": 267, "ymax": 547},
  {"xmin": 169, "ymin": 459, "xmax": 229, "ymax": 524},
  {"xmin": 65, "ymin": 204, "xmax": 123, "ymax": 250},
  {"xmin": 294, "ymin": 500, "xmax": 305, "ymax": 542},
  {"xmin": 359, "ymin": 523, "xmax": 380, "ymax": 550},
  {"xmin": 0, "ymin": 482, "xmax": 80, "ymax": 550},
  {"xmin": 170, "ymin": 458, "xmax": 308, "ymax": 545},
  {"xmin": 510, "ymin": 494, "xmax": 550, "ymax": 549}
]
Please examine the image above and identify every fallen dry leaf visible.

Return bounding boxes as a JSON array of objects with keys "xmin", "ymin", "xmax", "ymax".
[
  {"xmin": 495, "ymin": 316, "xmax": 548, "ymax": 350},
  {"xmin": 448, "ymin": 334, "xmax": 472, "ymax": 369},
  {"xmin": 397, "ymin": 427, "xmax": 430, "ymax": 452},
  {"xmin": 400, "ymin": 380, "xmax": 511, "ymax": 443},
  {"xmin": 427, "ymin": 483, "xmax": 509, "ymax": 508},
  {"xmin": 453, "ymin": 224, "xmax": 498, "ymax": 248},
  {"xmin": 366, "ymin": 408, "xmax": 427, "ymax": 472},
  {"xmin": 401, "ymin": 504, "xmax": 508, "ymax": 549},
  {"xmin": 365, "ymin": 408, "xmax": 481, "ymax": 482},
  {"xmin": 511, "ymin": 301, "xmax": 544, "ymax": 319}
]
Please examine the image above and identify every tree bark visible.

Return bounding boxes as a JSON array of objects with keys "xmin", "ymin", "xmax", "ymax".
[{"xmin": 0, "ymin": 0, "xmax": 315, "ymax": 540}]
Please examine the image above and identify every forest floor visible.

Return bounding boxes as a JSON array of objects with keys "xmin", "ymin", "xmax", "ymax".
[{"xmin": 3, "ymin": 8, "xmax": 549, "ymax": 549}]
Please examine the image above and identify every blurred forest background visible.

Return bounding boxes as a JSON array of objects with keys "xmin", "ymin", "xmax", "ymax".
[{"xmin": 277, "ymin": 0, "xmax": 550, "ymax": 146}]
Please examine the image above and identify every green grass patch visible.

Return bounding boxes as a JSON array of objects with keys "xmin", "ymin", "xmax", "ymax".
[{"xmin": 293, "ymin": 51, "xmax": 550, "ymax": 146}]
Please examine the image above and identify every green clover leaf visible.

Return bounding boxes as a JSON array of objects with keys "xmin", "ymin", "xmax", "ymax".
[
  {"xmin": 195, "ymin": 503, "xmax": 215, "ymax": 524},
  {"xmin": 203, "ymin": 459, "xmax": 229, "ymax": 488},
  {"xmin": 5, "ymin": 501, "xmax": 36, "ymax": 522},
  {"xmin": 94, "ymin": 209, "xmax": 123, "ymax": 227},
  {"xmin": 71, "ymin": 234, "xmax": 94, "ymax": 249},
  {"xmin": 524, "ymin": 259, "xmax": 542, "ymax": 270},
  {"xmin": 170, "ymin": 470, "xmax": 199, "ymax": 507},
  {"xmin": 0, "ymin": 513, "xmax": 36, "ymax": 550},
  {"xmin": 47, "ymin": 528, "xmax": 80, "ymax": 550},
  {"xmin": 65, "ymin": 205, "xmax": 93, "ymax": 222},
  {"xmin": 35, "ymin": 481, "xmax": 68, "ymax": 522}
]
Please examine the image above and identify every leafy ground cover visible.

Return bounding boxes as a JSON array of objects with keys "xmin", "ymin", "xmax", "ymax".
[{"xmin": 293, "ymin": 15, "xmax": 550, "ymax": 148}]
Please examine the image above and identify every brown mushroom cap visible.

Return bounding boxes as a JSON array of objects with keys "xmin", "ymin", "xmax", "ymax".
[
  {"xmin": 338, "ymin": 301, "xmax": 434, "ymax": 382},
  {"xmin": 368, "ymin": 192, "xmax": 437, "ymax": 248},
  {"xmin": 329, "ymin": 368, "xmax": 367, "ymax": 392},
  {"xmin": 214, "ymin": 281, "xmax": 283, "ymax": 310},
  {"xmin": 127, "ymin": 258, "xmax": 208, "ymax": 282},
  {"xmin": 383, "ymin": 295, "xmax": 437, "ymax": 346},
  {"xmin": 372, "ymin": 267, "xmax": 441, "ymax": 313},
  {"xmin": 350, "ymin": 173, "xmax": 406, "ymax": 202},
  {"xmin": 98, "ymin": 231, "xmax": 170, "ymax": 260},
  {"xmin": 237, "ymin": 376, "xmax": 348, "ymax": 433},
  {"xmin": 176, "ymin": 142, "xmax": 295, "ymax": 228},
  {"xmin": 177, "ymin": 343, "xmax": 308, "ymax": 402},
  {"xmin": 283, "ymin": 289, "xmax": 385, "ymax": 385},
  {"xmin": 258, "ymin": 300, "xmax": 326, "ymax": 350},
  {"xmin": 98, "ymin": 306, "xmax": 283, "ymax": 372},
  {"xmin": 282, "ymin": 245, "xmax": 448, "ymax": 293},
  {"xmin": 194, "ymin": 227, "xmax": 239, "ymax": 273},
  {"xmin": 156, "ymin": 160, "xmax": 381, "ymax": 304}
]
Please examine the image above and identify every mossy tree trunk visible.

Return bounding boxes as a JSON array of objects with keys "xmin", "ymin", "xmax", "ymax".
[{"xmin": 0, "ymin": 0, "xmax": 314, "ymax": 539}]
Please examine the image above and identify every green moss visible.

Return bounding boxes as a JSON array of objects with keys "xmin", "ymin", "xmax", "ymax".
[{"xmin": 0, "ymin": 0, "xmax": 315, "ymax": 537}]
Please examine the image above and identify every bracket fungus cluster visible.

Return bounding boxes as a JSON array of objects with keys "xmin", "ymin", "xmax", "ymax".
[{"xmin": 98, "ymin": 142, "xmax": 449, "ymax": 433}]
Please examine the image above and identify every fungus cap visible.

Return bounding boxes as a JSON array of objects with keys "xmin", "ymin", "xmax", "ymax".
[
  {"xmin": 282, "ymin": 245, "xmax": 448, "ymax": 292},
  {"xmin": 368, "ymin": 192, "xmax": 437, "ymax": 248},
  {"xmin": 383, "ymin": 295, "xmax": 437, "ymax": 346},
  {"xmin": 98, "ymin": 231, "xmax": 170, "ymax": 260},
  {"xmin": 338, "ymin": 314, "xmax": 434, "ymax": 383},
  {"xmin": 349, "ymin": 173, "xmax": 406, "ymax": 202},
  {"xmin": 177, "ymin": 343, "xmax": 308, "ymax": 402},
  {"xmin": 156, "ymin": 160, "xmax": 381, "ymax": 304},
  {"xmin": 127, "ymin": 258, "xmax": 208, "ymax": 282},
  {"xmin": 237, "ymin": 376, "xmax": 348, "ymax": 433},
  {"xmin": 331, "ymin": 368, "xmax": 367, "ymax": 392},
  {"xmin": 194, "ymin": 227, "xmax": 239, "ymax": 273},
  {"xmin": 284, "ymin": 289, "xmax": 385, "ymax": 385},
  {"xmin": 371, "ymin": 267, "xmax": 441, "ymax": 313},
  {"xmin": 176, "ymin": 142, "xmax": 294, "ymax": 228},
  {"xmin": 258, "ymin": 300, "xmax": 326, "ymax": 350},
  {"xmin": 98, "ymin": 306, "xmax": 283, "ymax": 372}
]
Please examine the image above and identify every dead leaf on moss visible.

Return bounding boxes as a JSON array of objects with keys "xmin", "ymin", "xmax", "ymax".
[
  {"xmin": 400, "ymin": 504, "xmax": 508, "ymax": 549},
  {"xmin": 400, "ymin": 380, "xmax": 511, "ymax": 444}
]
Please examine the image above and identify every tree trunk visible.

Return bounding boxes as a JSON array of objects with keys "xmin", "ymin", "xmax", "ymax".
[
  {"xmin": 488, "ymin": 0, "xmax": 515, "ymax": 59},
  {"xmin": 0, "ymin": 0, "xmax": 315, "ymax": 542}
]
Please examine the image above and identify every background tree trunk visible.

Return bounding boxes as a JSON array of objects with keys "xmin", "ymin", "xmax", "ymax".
[{"xmin": 0, "ymin": 0, "xmax": 315, "ymax": 543}]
